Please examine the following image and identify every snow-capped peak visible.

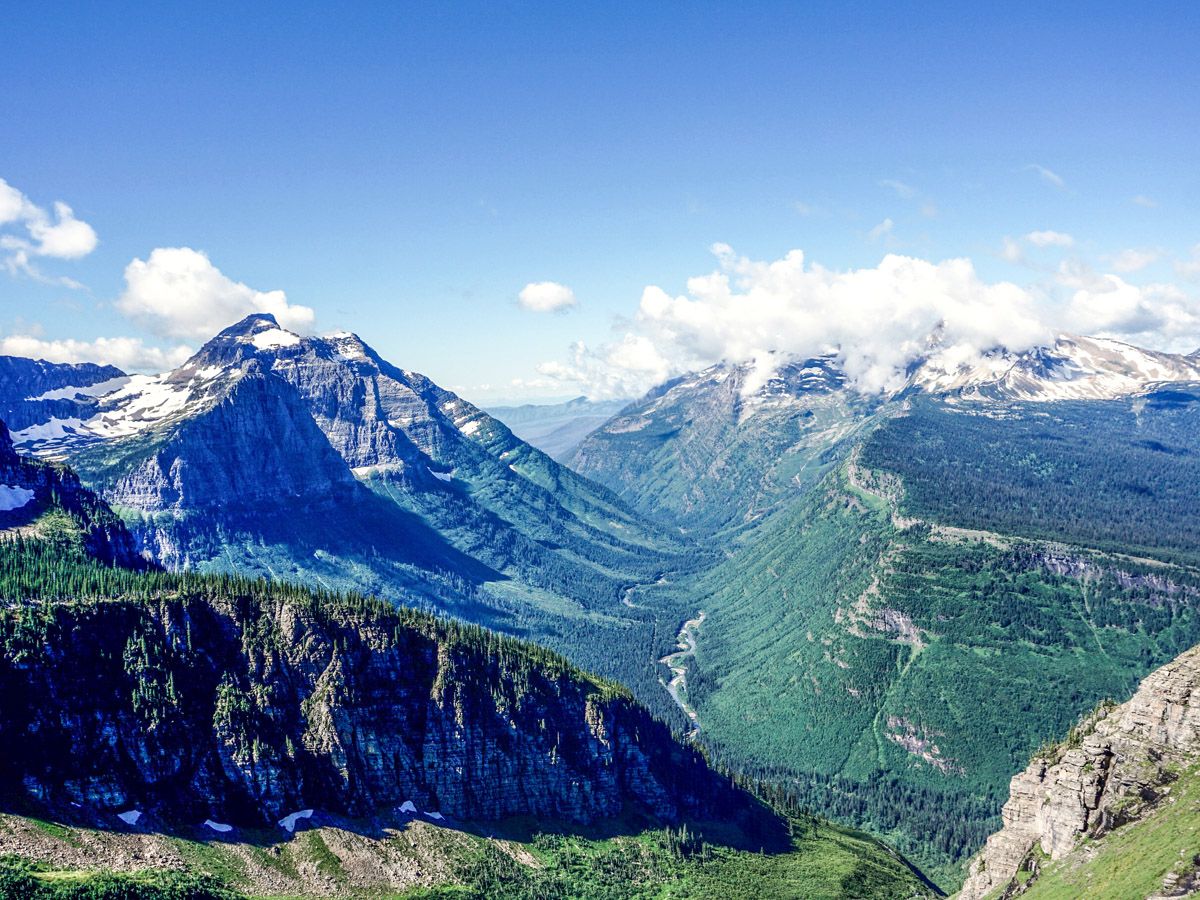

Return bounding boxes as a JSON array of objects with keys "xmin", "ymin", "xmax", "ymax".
[{"xmin": 911, "ymin": 335, "xmax": 1200, "ymax": 402}]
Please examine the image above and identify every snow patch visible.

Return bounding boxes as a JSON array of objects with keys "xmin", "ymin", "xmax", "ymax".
[
  {"xmin": 29, "ymin": 375, "xmax": 130, "ymax": 402},
  {"xmin": 399, "ymin": 800, "xmax": 417, "ymax": 814},
  {"xmin": 428, "ymin": 468, "xmax": 453, "ymax": 483},
  {"xmin": 460, "ymin": 420, "xmax": 480, "ymax": 436},
  {"xmin": 117, "ymin": 809, "xmax": 143, "ymax": 825},
  {"xmin": 203, "ymin": 819, "xmax": 233, "ymax": 833},
  {"xmin": 0, "ymin": 485, "xmax": 35, "ymax": 511},
  {"xmin": 425, "ymin": 811, "xmax": 445, "ymax": 820},
  {"xmin": 251, "ymin": 328, "xmax": 301, "ymax": 350},
  {"xmin": 278, "ymin": 809, "xmax": 313, "ymax": 832},
  {"xmin": 12, "ymin": 417, "xmax": 84, "ymax": 444}
]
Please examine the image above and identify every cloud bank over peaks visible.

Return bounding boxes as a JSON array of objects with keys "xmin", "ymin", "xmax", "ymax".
[
  {"xmin": 538, "ymin": 243, "xmax": 1200, "ymax": 400},
  {"xmin": 0, "ymin": 333, "xmax": 193, "ymax": 372}
]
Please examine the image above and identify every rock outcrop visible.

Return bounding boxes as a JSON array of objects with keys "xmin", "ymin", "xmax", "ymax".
[{"xmin": 958, "ymin": 644, "xmax": 1200, "ymax": 899}]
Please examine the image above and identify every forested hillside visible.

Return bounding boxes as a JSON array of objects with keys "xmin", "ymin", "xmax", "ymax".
[{"xmin": 647, "ymin": 390, "xmax": 1200, "ymax": 889}]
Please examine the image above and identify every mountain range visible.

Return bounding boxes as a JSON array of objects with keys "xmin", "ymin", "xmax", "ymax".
[
  {"xmin": 488, "ymin": 395, "xmax": 632, "ymax": 461},
  {"xmin": 0, "ymin": 314, "xmax": 689, "ymax": 711},
  {"xmin": 572, "ymin": 332, "xmax": 1200, "ymax": 886},
  {"xmin": 4, "ymin": 317, "xmax": 1200, "ymax": 894}
]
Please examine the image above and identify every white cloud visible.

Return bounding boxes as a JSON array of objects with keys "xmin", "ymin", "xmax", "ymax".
[
  {"xmin": 0, "ymin": 334, "xmax": 194, "ymax": 371},
  {"xmin": 517, "ymin": 281, "xmax": 577, "ymax": 313},
  {"xmin": 1110, "ymin": 248, "xmax": 1160, "ymax": 273},
  {"xmin": 539, "ymin": 244, "xmax": 1200, "ymax": 400},
  {"xmin": 117, "ymin": 247, "xmax": 315, "ymax": 340},
  {"xmin": 867, "ymin": 218, "xmax": 894, "ymax": 241},
  {"xmin": 1132, "ymin": 195, "xmax": 1158, "ymax": 208},
  {"xmin": 1026, "ymin": 164, "xmax": 1066, "ymax": 190},
  {"xmin": 0, "ymin": 177, "xmax": 99, "ymax": 283},
  {"xmin": 1064, "ymin": 276, "xmax": 1200, "ymax": 348},
  {"xmin": 1025, "ymin": 230, "xmax": 1074, "ymax": 248}
]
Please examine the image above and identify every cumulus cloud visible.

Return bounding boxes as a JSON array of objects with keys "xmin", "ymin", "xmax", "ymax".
[
  {"xmin": 0, "ymin": 334, "xmax": 193, "ymax": 371},
  {"xmin": 517, "ymin": 281, "xmax": 577, "ymax": 313},
  {"xmin": 538, "ymin": 244, "xmax": 1200, "ymax": 400},
  {"xmin": 117, "ymin": 247, "xmax": 315, "ymax": 340},
  {"xmin": 1064, "ymin": 276, "xmax": 1200, "ymax": 348},
  {"xmin": 1026, "ymin": 164, "xmax": 1066, "ymax": 190},
  {"xmin": 1025, "ymin": 230, "xmax": 1074, "ymax": 248},
  {"xmin": 0, "ymin": 177, "xmax": 98, "ymax": 283}
]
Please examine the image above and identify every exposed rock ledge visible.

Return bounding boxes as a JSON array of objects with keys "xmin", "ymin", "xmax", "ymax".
[{"xmin": 958, "ymin": 644, "xmax": 1200, "ymax": 899}]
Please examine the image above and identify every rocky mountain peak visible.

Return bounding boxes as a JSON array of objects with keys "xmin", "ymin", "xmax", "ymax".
[
  {"xmin": 909, "ymin": 334, "xmax": 1200, "ymax": 402},
  {"xmin": 184, "ymin": 313, "xmax": 304, "ymax": 370}
]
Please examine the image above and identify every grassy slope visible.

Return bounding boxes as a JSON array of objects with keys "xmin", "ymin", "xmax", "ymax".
[
  {"xmin": 1002, "ymin": 761, "xmax": 1200, "ymax": 900},
  {"xmin": 0, "ymin": 811, "xmax": 935, "ymax": 900}
]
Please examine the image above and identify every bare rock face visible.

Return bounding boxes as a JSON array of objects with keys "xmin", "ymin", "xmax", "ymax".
[{"xmin": 958, "ymin": 645, "xmax": 1200, "ymax": 899}]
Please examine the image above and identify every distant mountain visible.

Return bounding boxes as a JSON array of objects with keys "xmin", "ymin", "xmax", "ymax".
[
  {"xmin": 570, "ymin": 356, "xmax": 880, "ymax": 532},
  {"xmin": 0, "ymin": 314, "xmax": 684, "ymax": 704},
  {"xmin": 960, "ymin": 642, "xmax": 1200, "ymax": 899},
  {"xmin": 488, "ymin": 395, "xmax": 631, "ymax": 461},
  {"xmin": 912, "ymin": 334, "xmax": 1200, "ymax": 402},
  {"xmin": 573, "ymin": 335, "xmax": 1200, "ymax": 532}
]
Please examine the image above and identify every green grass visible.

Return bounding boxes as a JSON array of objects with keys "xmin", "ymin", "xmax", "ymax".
[
  {"xmin": 169, "ymin": 836, "xmax": 250, "ymax": 886},
  {"xmin": 447, "ymin": 815, "xmax": 934, "ymax": 899},
  {"xmin": 300, "ymin": 832, "xmax": 346, "ymax": 882},
  {"xmin": 0, "ymin": 855, "xmax": 240, "ymax": 899},
  {"xmin": 26, "ymin": 818, "xmax": 80, "ymax": 848}
]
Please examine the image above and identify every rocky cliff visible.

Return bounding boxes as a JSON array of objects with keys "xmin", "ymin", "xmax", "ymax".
[
  {"xmin": 958, "ymin": 643, "xmax": 1200, "ymax": 899},
  {"xmin": 0, "ymin": 559, "xmax": 742, "ymax": 829}
]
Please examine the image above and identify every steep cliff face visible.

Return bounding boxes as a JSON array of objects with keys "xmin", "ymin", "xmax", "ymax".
[
  {"xmin": 100, "ymin": 366, "xmax": 359, "ymax": 513},
  {"xmin": 959, "ymin": 643, "xmax": 1200, "ymax": 899},
  {"xmin": 0, "ymin": 570, "xmax": 739, "ymax": 829}
]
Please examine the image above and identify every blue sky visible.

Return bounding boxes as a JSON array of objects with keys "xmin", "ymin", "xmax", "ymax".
[{"xmin": 2, "ymin": 2, "xmax": 1198, "ymax": 401}]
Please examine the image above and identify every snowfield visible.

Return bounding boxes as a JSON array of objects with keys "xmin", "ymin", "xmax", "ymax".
[{"xmin": 0, "ymin": 485, "xmax": 35, "ymax": 511}]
